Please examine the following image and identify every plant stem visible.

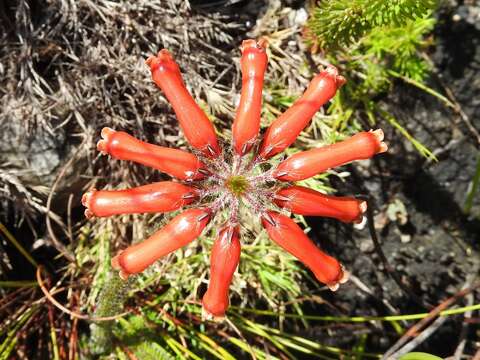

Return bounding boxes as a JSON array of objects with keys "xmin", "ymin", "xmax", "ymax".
[
  {"xmin": 0, "ymin": 222, "xmax": 38, "ymax": 268},
  {"xmin": 90, "ymin": 271, "xmax": 131, "ymax": 354},
  {"xmin": 464, "ymin": 153, "xmax": 480, "ymax": 215}
]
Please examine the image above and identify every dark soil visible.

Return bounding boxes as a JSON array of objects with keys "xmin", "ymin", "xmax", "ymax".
[{"xmin": 304, "ymin": 4, "xmax": 480, "ymax": 356}]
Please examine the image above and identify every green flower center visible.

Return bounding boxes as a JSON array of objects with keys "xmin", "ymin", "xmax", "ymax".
[{"xmin": 225, "ymin": 175, "xmax": 249, "ymax": 197}]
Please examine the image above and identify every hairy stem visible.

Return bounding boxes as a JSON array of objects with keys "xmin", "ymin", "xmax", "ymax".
[{"xmin": 90, "ymin": 272, "xmax": 131, "ymax": 354}]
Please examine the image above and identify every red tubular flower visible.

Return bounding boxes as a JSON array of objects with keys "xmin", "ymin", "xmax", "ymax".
[
  {"xmin": 261, "ymin": 211, "xmax": 348, "ymax": 290},
  {"xmin": 274, "ymin": 129, "xmax": 388, "ymax": 182},
  {"xmin": 202, "ymin": 225, "xmax": 241, "ymax": 319},
  {"xmin": 82, "ymin": 182, "xmax": 198, "ymax": 218},
  {"xmin": 84, "ymin": 40, "xmax": 388, "ymax": 318},
  {"xmin": 97, "ymin": 127, "xmax": 207, "ymax": 180},
  {"xmin": 274, "ymin": 186, "xmax": 366, "ymax": 223},
  {"xmin": 146, "ymin": 50, "xmax": 220, "ymax": 157},
  {"xmin": 111, "ymin": 208, "xmax": 210, "ymax": 279},
  {"xmin": 258, "ymin": 65, "xmax": 346, "ymax": 160},
  {"xmin": 232, "ymin": 39, "xmax": 268, "ymax": 155}
]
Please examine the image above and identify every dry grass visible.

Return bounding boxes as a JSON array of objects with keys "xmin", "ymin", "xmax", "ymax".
[{"xmin": 0, "ymin": 0, "xmax": 248, "ymax": 223}]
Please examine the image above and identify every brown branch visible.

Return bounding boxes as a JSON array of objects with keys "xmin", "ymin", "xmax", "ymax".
[
  {"xmin": 383, "ymin": 281, "xmax": 480, "ymax": 359},
  {"xmin": 45, "ymin": 138, "xmax": 90, "ymax": 263}
]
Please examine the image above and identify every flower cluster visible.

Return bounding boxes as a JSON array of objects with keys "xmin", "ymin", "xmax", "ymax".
[{"xmin": 82, "ymin": 39, "xmax": 387, "ymax": 320}]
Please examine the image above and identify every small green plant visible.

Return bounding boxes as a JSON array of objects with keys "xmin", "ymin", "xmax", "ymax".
[
  {"xmin": 307, "ymin": 0, "xmax": 439, "ymax": 159},
  {"xmin": 399, "ymin": 352, "xmax": 443, "ymax": 360},
  {"xmin": 309, "ymin": 0, "xmax": 437, "ymax": 49}
]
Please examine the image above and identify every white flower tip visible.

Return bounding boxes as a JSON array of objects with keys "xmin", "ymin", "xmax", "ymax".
[
  {"xmin": 371, "ymin": 128, "xmax": 384, "ymax": 141},
  {"xmin": 84, "ymin": 208, "xmax": 94, "ymax": 219},
  {"xmin": 339, "ymin": 265, "xmax": 350, "ymax": 284},
  {"xmin": 379, "ymin": 142, "xmax": 388, "ymax": 153},
  {"xmin": 201, "ymin": 306, "xmax": 225, "ymax": 322},
  {"xmin": 359, "ymin": 201, "xmax": 367, "ymax": 214},
  {"xmin": 354, "ymin": 216, "xmax": 367, "ymax": 230},
  {"xmin": 327, "ymin": 265, "xmax": 350, "ymax": 291}
]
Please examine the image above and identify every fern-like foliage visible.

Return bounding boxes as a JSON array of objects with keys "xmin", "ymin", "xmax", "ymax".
[
  {"xmin": 363, "ymin": 17, "xmax": 435, "ymax": 81},
  {"xmin": 305, "ymin": 0, "xmax": 439, "ymax": 159},
  {"xmin": 326, "ymin": 16, "xmax": 437, "ymax": 159},
  {"xmin": 309, "ymin": 0, "xmax": 437, "ymax": 49}
]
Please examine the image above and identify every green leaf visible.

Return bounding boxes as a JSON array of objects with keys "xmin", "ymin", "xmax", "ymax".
[{"xmin": 398, "ymin": 352, "xmax": 443, "ymax": 360}]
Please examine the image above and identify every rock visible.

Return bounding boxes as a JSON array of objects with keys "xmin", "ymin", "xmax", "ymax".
[{"xmin": 0, "ymin": 119, "xmax": 66, "ymax": 186}]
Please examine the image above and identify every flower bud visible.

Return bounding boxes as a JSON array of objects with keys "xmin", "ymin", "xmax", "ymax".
[
  {"xmin": 112, "ymin": 208, "xmax": 210, "ymax": 279},
  {"xmin": 232, "ymin": 39, "xmax": 268, "ymax": 155},
  {"xmin": 274, "ymin": 186, "xmax": 366, "ymax": 223},
  {"xmin": 274, "ymin": 129, "xmax": 387, "ymax": 181},
  {"xmin": 146, "ymin": 50, "xmax": 220, "ymax": 157},
  {"xmin": 202, "ymin": 226, "xmax": 241, "ymax": 319},
  {"xmin": 97, "ymin": 127, "xmax": 206, "ymax": 180},
  {"xmin": 82, "ymin": 182, "xmax": 198, "ymax": 218},
  {"xmin": 259, "ymin": 65, "xmax": 345, "ymax": 159},
  {"xmin": 261, "ymin": 211, "xmax": 348, "ymax": 290}
]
